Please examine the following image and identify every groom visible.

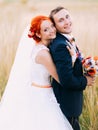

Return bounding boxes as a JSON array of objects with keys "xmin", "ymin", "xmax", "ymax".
[{"xmin": 49, "ymin": 6, "xmax": 94, "ymax": 130}]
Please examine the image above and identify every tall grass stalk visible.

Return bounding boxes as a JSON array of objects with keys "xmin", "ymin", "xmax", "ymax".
[
  {"xmin": 0, "ymin": 1, "xmax": 98, "ymax": 130},
  {"xmin": 80, "ymin": 79, "xmax": 98, "ymax": 130}
]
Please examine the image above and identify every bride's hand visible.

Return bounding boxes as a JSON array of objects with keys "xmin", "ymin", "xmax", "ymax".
[
  {"xmin": 66, "ymin": 44, "xmax": 77, "ymax": 65},
  {"xmin": 66, "ymin": 44, "xmax": 76, "ymax": 56}
]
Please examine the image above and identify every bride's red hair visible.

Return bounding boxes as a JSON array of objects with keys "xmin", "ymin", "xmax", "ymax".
[{"xmin": 28, "ymin": 15, "xmax": 51, "ymax": 43}]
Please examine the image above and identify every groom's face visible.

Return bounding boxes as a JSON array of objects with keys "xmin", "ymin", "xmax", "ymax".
[{"xmin": 53, "ymin": 9, "xmax": 72, "ymax": 34}]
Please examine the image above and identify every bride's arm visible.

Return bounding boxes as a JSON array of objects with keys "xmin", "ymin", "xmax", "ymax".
[{"xmin": 35, "ymin": 49, "xmax": 60, "ymax": 83}]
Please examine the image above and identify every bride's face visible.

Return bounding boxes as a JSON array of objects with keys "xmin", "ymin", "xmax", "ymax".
[{"xmin": 39, "ymin": 20, "xmax": 56, "ymax": 41}]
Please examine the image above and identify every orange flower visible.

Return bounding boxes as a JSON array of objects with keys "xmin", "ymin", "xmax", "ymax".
[{"xmin": 82, "ymin": 56, "xmax": 98, "ymax": 77}]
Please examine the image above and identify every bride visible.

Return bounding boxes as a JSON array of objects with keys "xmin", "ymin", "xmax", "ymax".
[{"xmin": 0, "ymin": 15, "xmax": 74, "ymax": 130}]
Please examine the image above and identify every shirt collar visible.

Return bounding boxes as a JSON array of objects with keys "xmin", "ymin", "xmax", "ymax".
[{"xmin": 61, "ymin": 33, "xmax": 73, "ymax": 40}]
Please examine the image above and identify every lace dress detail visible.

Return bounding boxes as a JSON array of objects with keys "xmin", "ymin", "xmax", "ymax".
[{"xmin": 30, "ymin": 44, "xmax": 51, "ymax": 86}]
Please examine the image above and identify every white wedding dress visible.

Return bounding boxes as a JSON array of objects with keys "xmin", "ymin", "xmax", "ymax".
[{"xmin": 0, "ymin": 27, "xmax": 73, "ymax": 130}]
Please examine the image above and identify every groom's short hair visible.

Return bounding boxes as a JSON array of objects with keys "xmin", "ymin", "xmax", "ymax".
[{"xmin": 49, "ymin": 6, "xmax": 67, "ymax": 25}]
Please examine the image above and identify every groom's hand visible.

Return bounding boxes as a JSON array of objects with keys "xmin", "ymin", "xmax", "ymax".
[{"xmin": 86, "ymin": 76, "xmax": 95, "ymax": 86}]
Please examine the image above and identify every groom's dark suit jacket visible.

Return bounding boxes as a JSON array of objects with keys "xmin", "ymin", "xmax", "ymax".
[{"xmin": 49, "ymin": 33, "xmax": 87, "ymax": 117}]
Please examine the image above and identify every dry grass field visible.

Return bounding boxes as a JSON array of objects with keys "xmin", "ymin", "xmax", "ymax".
[{"xmin": 0, "ymin": 0, "xmax": 98, "ymax": 129}]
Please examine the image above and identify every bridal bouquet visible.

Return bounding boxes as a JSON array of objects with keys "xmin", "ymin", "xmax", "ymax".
[{"xmin": 82, "ymin": 56, "xmax": 98, "ymax": 77}]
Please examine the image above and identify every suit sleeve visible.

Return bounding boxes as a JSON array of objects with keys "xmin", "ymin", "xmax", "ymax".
[{"xmin": 52, "ymin": 43, "xmax": 87, "ymax": 91}]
